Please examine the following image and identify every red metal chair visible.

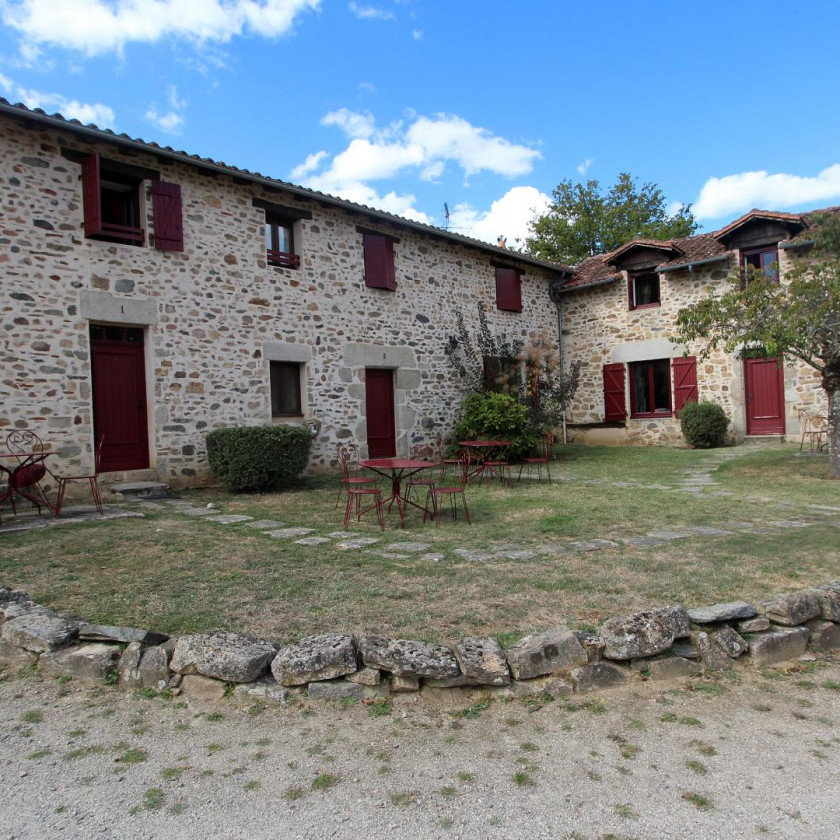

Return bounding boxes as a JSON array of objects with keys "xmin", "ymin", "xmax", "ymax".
[
  {"xmin": 435, "ymin": 432, "xmax": 461, "ymax": 483},
  {"xmin": 4, "ymin": 429, "xmax": 55, "ymax": 516},
  {"xmin": 54, "ymin": 435, "xmax": 105, "ymax": 516},
  {"xmin": 343, "ymin": 484, "xmax": 385, "ymax": 531},
  {"xmin": 425, "ymin": 451, "xmax": 471, "ymax": 527},
  {"xmin": 334, "ymin": 443, "xmax": 377, "ymax": 509},
  {"xmin": 518, "ymin": 433, "xmax": 556, "ymax": 484},
  {"xmin": 404, "ymin": 443, "xmax": 436, "ymax": 505},
  {"xmin": 481, "ymin": 441, "xmax": 513, "ymax": 488}
]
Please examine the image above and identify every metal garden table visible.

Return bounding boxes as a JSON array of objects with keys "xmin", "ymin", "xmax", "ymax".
[{"xmin": 359, "ymin": 458, "xmax": 436, "ymax": 528}]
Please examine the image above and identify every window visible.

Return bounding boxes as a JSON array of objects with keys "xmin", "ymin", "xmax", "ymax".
[
  {"xmin": 495, "ymin": 266, "xmax": 522, "ymax": 312},
  {"xmin": 363, "ymin": 233, "xmax": 396, "ymax": 290},
  {"xmin": 629, "ymin": 359, "xmax": 672, "ymax": 417},
  {"xmin": 265, "ymin": 212, "xmax": 300, "ymax": 268},
  {"xmin": 483, "ymin": 355, "xmax": 519, "ymax": 392},
  {"xmin": 80, "ymin": 153, "xmax": 183, "ymax": 251},
  {"xmin": 82, "ymin": 154, "xmax": 143, "ymax": 246},
  {"xmin": 628, "ymin": 272, "xmax": 660, "ymax": 309},
  {"xmin": 270, "ymin": 361, "xmax": 302, "ymax": 416},
  {"xmin": 742, "ymin": 246, "xmax": 779, "ymax": 283}
]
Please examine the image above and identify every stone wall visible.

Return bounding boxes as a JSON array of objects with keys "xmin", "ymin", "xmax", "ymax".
[
  {"xmin": 0, "ymin": 115, "xmax": 560, "ymax": 488},
  {"xmin": 2, "ymin": 582, "xmax": 838, "ymax": 706},
  {"xmin": 559, "ymin": 252, "xmax": 826, "ymax": 444}
]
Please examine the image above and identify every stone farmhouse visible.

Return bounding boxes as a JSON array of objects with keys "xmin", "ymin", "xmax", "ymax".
[
  {"xmin": 556, "ymin": 210, "xmax": 829, "ymax": 445},
  {"xmin": 0, "ymin": 97, "xmax": 829, "ymax": 493},
  {"xmin": 0, "ymin": 99, "xmax": 568, "ymax": 488}
]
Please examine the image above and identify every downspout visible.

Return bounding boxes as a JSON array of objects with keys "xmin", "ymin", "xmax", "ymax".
[{"xmin": 549, "ymin": 277, "xmax": 568, "ymax": 443}]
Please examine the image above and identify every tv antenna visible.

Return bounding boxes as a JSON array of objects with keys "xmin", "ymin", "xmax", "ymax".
[{"xmin": 443, "ymin": 202, "xmax": 471, "ymax": 232}]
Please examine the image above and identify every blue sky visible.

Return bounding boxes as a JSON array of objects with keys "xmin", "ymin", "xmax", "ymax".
[{"xmin": 2, "ymin": 0, "xmax": 840, "ymax": 249}]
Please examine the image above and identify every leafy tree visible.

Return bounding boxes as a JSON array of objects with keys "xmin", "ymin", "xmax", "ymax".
[
  {"xmin": 674, "ymin": 212, "xmax": 840, "ymax": 478},
  {"xmin": 527, "ymin": 173, "xmax": 698, "ymax": 265}
]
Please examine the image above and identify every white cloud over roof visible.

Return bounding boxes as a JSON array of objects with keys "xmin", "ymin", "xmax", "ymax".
[
  {"xmin": 695, "ymin": 165, "xmax": 840, "ymax": 219},
  {"xmin": 0, "ymin": 73, "xmax": 115, "ymax": 126}
]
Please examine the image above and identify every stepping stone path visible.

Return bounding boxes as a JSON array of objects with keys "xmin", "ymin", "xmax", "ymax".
[
  {"xmin": 246, "ymin": 520, "xmax": 286, "ymax": 529},
  {"xmin": 206, "ymin": 514, "xmax": 253, "ymax": 525},
  {"xmin": 267, "ymin": 527, "xmax": 315, "ymax": 539},
  {"xmin": 385, "ymin": 543, "xmax": 431, "ymax": 553},
  {"xmin": 295, "ymin": 536, "xmax": 331, "ymax": 546}
]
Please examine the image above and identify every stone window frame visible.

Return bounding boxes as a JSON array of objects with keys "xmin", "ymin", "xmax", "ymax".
[
  {"xmin": 628, "ymin": 358, "xmax": 673, "ymax": 418},
  {"xmin": 628, "ymin": 271, "xmax": 661, "ymax": 310},
  {"xmin": 269, "ymin": 360, "xmax": 304, "ymax": 417}
]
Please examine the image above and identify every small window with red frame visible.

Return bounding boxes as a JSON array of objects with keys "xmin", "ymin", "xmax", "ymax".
[{"xmin": 629, "ymin": 272, "xmax": 660, "ymax": 309}]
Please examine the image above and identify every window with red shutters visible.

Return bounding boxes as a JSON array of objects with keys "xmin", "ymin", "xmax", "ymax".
[
  {"xmin": 495, "ymin": 266, "xmax": 522, "ymax": 312},
  {"xmin": 603, "ymin": 363, "xmax": 627, "ymax": 421},
  {"xmin": 672, "ymin": 356, "xmax": 698, "ymax": 415},
  {"xmin": 363, "ymin": 233, "xmax": 396, "ymax": 290},
  {"xmin": 629, "ymin": 359, "xmax": 672, "ymax": 417},
  {"xmin": 151, "ymin": 181, "xmax": 184, "ymax": 252},
  {"xmin": 81, "ymin": 154, "xmax": 144, "ymax": 246}
]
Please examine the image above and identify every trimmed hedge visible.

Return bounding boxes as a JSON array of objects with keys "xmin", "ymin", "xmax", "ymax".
[
  {"xmin": 206, "ymin": 425, "xmax": 312, "ymax": 492},
  {"xmin": 679, "ymin": 401, "xmax": 730, "ymax": 449},
  {"xmin": 451, "ymin": 391, "xmax": 536, "ymax": 461}
]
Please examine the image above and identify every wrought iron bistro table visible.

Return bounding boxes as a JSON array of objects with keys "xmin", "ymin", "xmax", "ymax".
[
  {"xmin": 0, "ymin": 450, "xmax": 57, "ymax": 520},
  {"xmin": 458, "ymin": 440, "xmax": 513, "ymax": 487},
  {"xmin": 359, "ymin": 458, "xmax": 436, "ymax": 528}
]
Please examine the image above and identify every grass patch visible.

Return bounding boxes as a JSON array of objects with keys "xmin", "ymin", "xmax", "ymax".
[
  {"xmin": 22, "ymin": 710, "xmax": 42, "ymax": 724},
  {"xmin": 2, "ymin": 445, "xmax": 838, "ymax": 642},
  {"xmin": 311, "ymin": 773, "xmax": 339, "ymax": 791},
  {"xmin": 682, "ymin": 791, "xmax": 714, "ymax": 810},
  {"xmin": 116, "ymin": 748, "xmax": 147, "ymax": 764},
  {"xmin": 142, "ymin": 787, "xmax": 165, "ymax": 811},
  {"xmin": 513, "ymin": 770, "xmax": 536, "ymax": 788}
]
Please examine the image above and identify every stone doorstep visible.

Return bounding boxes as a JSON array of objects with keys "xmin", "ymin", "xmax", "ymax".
[{"xmin": 108, "ymin": 481, "xmax": 170, "ymax": 500}]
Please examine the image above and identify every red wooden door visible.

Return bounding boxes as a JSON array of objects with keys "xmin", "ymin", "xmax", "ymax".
[
  {"xmin": 90, "ymin": 325, "xmax": 150, "ymax": 471},
  {"xmin": 365, "ymin": 369, "xmax": 396, "ymax": 457},
  {"xmin": 745, "ymin": 358, "xmax": 785, "ymax": 435}
]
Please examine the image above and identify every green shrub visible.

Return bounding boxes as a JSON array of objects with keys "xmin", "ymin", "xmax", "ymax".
[
  {"xmin": 205, "ymin": 425, "xmax": 312, "ymax": 492},
  {"xmin": 451, "ymin": 391, "xmax": 535, "ymax": 460},
  {"xmin": 679, "ymin": 401, "xmax": 730, "ymax": 449}
]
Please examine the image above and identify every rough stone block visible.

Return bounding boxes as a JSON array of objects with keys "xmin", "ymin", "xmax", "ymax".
[
  {"xmin": 747, "ymin": 627, "xmax": 810, "ymax": 667},
  {"xmin": 806, "ymin": 620, "xmax": 840, "ymax": 651},
  {"xmin": 736, "ymin": 617, "xmax": 770, "ymax": 633},
  {"xmin": 271, "ymin": 633, "xmax": 357, "ymax": 686},
  {"xmin": 691, "ymin": 631, "xmax": 732, "ymax": 671},
  {"xmin": 506, "ymin": 676, "xmax": 574, "ymax": 699},
  {"xmin": 232, "ymin": 678, "xmax": 295, "ymax": 706},
  {"xmin": 180, "ymin": 674, "xmax": 228, "ymax": 702},
  {"xmin": 39, "ymin": 643, "xmax": 119, "ymax": 680},
  {"xmin": 2, "ymin": 612, "xmax": 80, "ymax": 652},
  {"xmin": 687, "ymin": 602, "xmax": 757, "ymax": 624},
  {"xmin": 601, "ymin": 612, "xmax": 676, "ymax": 660},
  {"xmin": 810, "ymin": 586, "xmax": 840, "ymax": 622},
  {"xmin": 711, "ymin": 626, "xmax": 749, "ymax": 658},
  {"xmin": 79, "ymin": 624, "xmax": 169, "ymax": 645},
  {"xmin": 346, "ymin": 667, "xmax": 381, "ymax": 686},
  {"xmin": 306, "ymin": 679, "xmax": 388, "ymax": 701},
  {"xmin": 0, "ymin": 639, "xmax": 38, "ymax": 671},
  {"xmin": 759, "ymin": 591, "xmax": 821, "ymax": 626},
  {"xmin": 117, "ymin": 642, "xmax": 144, "ymax": 688},
  {"xmin": 360, "ymin": 636, "xmax": 460, "ymax": 679},
  {"xmin": 631, "ymin": 656, "xmax": 702, "ymax": 681},
  {"xmin": 138, "ymin": 645, "xmax": 170, "ymax": 688},
  {"xmin": 654, "ymin": 605, "xmax": 691, "ymax": 639},
  {"xmin": 572, "ymin": 661, "xmax": 628, "ymax": 693},
  {"xmin": 391, "ymin": 674, "xmax": 420, "ymax": 693},
  {"xmin": 453, "ymin": 637, "xmax": 511, "ymax": 685},
  {"xmin": 574, "ymin": 632, "xmax": 606, "ymax": 662},
  {"xmin": 505, "ymin": 629, "xmax": 588, "ymax": 680},
  {"xmin": 171, "ymin": 631, "xmax": 277, "ymax": 683}
]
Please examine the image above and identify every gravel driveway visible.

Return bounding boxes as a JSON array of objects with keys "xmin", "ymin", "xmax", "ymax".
[{"xmin": 2, "ymin": 655, "xmax": 839, "ymax": 840}]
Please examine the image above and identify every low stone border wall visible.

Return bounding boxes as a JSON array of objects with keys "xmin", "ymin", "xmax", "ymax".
[{"xmin": 1, "ymin": 583, "xmax": 839, "ymax": 707}]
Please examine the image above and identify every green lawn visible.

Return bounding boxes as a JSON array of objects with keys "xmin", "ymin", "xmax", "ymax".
[{"xmin": 1, "ymin": 444, "xmax": 838, "ymax": 645}]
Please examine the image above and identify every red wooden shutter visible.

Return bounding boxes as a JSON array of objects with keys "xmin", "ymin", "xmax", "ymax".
[
  {"xmin": 364, "ymin": 234, "xmax": 396, "ymax": 290},
  {"xmin": 495, "ymin": 267, "xmax": 522, "ymax": 312},
  {"xmin": 603, "ymin": 363, "xmax": 627, "ymax": 421},
  {"xmin": 82, "ymin": 154, "xmax": 103, "ymax": 237},
  {"xmin": 152, "ymin": 181, "xmax": 184, "ymax": 251},
  {"xmin": 672, "ymin": 356, "xmax": 698, "ymax": 415}
]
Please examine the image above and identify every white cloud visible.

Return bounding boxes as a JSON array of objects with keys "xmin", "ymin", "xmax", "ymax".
[
  {"xmin": 357, "ymin": 81, "xmax": 377, "ymax": 94},
  {"xmin": 321, "ymin": 108, "xmax": 376, "ymax": 139},
  {"xmin": 1, "ymin": 0, "xmax": 321, "ymax": 56},
  {"xmin": 348, "ymin": 2, "xmax": 395, "ymax": 20},
  {"xmin": 145, "ymin": 84, "xmax": 186, "ymax": 133},
  {"xmin": 576, "ymin": 157, "xmax": 594, "ymax": 175},
  {"xmin": 411, "ymin": 28, "xmax": 422, "ymax": 40},
  {"xmin": 448, "ymin": 186, "xmax": 552, "ymax": 247},
  {"xmin": 694, "ymin": 164, "xmax": 840, "ymax": 219},
  {"xmin": 0, "ymin": 74, "xmax": 115, "ymax": 125},
  {"xmin": 289, "ymin": 150, "xmax": 329, "ymax": 180}
]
